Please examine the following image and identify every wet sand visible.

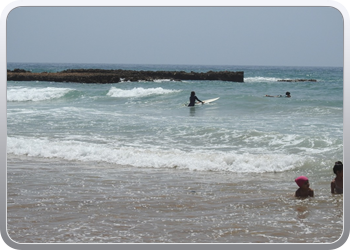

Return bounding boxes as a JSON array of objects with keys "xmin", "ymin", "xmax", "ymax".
[{"xmin": 7, "ymin": 155, "xmax": 343, "ymax": 243}]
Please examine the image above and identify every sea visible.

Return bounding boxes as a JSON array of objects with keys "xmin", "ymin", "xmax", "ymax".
[{"xmin": 6, "ymin": 62, "xmax": 343, "ymax": 244}]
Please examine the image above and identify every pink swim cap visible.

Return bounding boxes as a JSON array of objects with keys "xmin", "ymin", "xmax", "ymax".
[{"xmin": 295, "ymin": 176, "xmax": 308, "ymax": 187}]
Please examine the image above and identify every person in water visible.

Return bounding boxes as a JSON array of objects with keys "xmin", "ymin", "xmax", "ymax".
[
  {"xmin": 188, "ymin": 91, "xmax": 204, "ymax": 106},
  {"xmin": 331, "ymin": 161, "xmax": 343, "ymax": 194},
  {"xmin": 295, "ymin": 176, "xmax": 314, "ymax": 198},
  {"xmin": 265, "ymin": 91, "xmax": 291, "ymax": 98}
]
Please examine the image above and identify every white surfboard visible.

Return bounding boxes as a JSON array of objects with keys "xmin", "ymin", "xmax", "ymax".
[{"xmin": 196, "ymin": 97, "xmax": 220, "ymax": 104}]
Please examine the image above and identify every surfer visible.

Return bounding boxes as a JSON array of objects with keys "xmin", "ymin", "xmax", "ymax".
[
  {"xmin": 265, "ymin": 92, "xmax": 291, "ymax": 98},
  {"xmin": 188, "ymin": 91, "xmax": 204, "ymax": 106}
]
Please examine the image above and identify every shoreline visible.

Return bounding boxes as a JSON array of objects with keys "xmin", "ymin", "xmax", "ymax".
[
  {"xmin": 7, "ymin": 68, "xmax": 244, "ymax": 83},
  {"xmin": 7, "ymin": 155, "xmax": 343, "ymax": 243}
]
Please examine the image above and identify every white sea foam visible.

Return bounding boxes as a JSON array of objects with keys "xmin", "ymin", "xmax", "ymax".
[
  {"xmin": 244, "ymin": 77, "xmax": 281, "ymax": 83},
  {"xmin": 107, "ymin": 87, "xmax": 180, "ymax": 98},
  {"xmin": 152, "ymin": 79, "xmax": 173, "ymax": 83},
  {"xmin": 7, "ymin": 87, "xmax": 73, "ymax": 102},
  {"xmin": 7, "ymin": 136, "xmax": 304, "ymax": 173}
]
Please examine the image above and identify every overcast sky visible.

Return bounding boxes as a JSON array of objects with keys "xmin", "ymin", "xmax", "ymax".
[{"xmin": 7, "ymin": 6, "xmax": 344, "ymax": 67}]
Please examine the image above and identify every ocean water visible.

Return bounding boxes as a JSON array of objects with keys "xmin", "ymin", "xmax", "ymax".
[{"xmin": 7, "ymin": 63, "xmax": 343, "ymax": 243}]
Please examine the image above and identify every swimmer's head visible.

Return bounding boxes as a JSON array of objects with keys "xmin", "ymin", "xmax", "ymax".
[
  {"xmin": 295, "ymin": 176, "xmax": 308, "ymax": 187},
  {"xmin": 333, "ymin": 161, "xmax": 343, "ymax": 174}
]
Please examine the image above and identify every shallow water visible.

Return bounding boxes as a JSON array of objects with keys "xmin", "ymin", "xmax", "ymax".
[
  {"xmin": 7, "ymin": 63, "xmax": 343, "ymax": 243},
  {"xmin": 7, "ymin": 155, "xmax": 343, "ymax": 243}
]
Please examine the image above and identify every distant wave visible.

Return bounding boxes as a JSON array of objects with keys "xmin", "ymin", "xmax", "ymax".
[
  {"xmin": 7, "ymin": 87, "xmax": 74, "ymax": 102},
  {"xmin": 107, "ymin": 87, "xmax": 181, "ymax": 98},
  {"xmin": 244, "ymin": 77, "xmax": 281, "ymax": 83}
]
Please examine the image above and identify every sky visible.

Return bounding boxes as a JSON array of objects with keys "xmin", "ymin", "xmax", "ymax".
[{"xmin": 6, "ymin": 6, "xmax": 344, "ymax": 67}]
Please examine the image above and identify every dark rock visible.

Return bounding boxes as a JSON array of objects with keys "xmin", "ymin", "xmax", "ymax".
[
  {"xmin": 277, "ymin": 79, "xmax": 317, "ymax": 82},
  {"xmin": 7, "ymin": 68, "xmax": 31, "ymax": 73},
  {"xmin": 7, "ymin": 68, "xmax": 244, "ymax": 83}
]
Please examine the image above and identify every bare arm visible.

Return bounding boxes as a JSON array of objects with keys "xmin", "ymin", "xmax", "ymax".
[
  {"xmin": 309, "ymin": 189, "xmax": 314, "ymax": 197},
  {"xmin": 331, "ymin": 181, "xmax": 335, "ymax": 194}
]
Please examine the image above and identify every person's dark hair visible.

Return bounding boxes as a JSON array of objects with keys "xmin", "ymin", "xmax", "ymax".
[
  {"xmin": 191, "ymin": 91, "xmax": 195, "ymax": 97},
  {"xmin": 286, "ymin": 92, "xmax": 291, "ymax": 96},
  {"xmin": 333, "ymin": 161, "xmax": 343, "ymax": 174}
]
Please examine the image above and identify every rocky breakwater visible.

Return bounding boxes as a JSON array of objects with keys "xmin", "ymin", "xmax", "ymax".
[
  {"xmin": 277, "ymin": 79, "xmax": 317, "ymax": 82},
  {"xmin": 7, "ymin": 68, "xmax": 244, "ymax": 83}
]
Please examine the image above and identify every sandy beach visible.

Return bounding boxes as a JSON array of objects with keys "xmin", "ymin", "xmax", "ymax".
[{"xmin": 7, "ymin": 155, "xmax": 343, "ymax": 243}]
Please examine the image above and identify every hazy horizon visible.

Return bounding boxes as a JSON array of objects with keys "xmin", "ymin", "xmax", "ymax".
[{"xmin": 7, "ymin": 7, "xmax": 344, "ymax": 68}]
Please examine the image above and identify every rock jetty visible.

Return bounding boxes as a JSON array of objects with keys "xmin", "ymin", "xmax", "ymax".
[
  {"xmin": 7, "ymin": 68, "xmax": 244, "ymax": 83},
  {"xmin": 277, "ymin": 79, "xmax": 317, "ymax": 82}
]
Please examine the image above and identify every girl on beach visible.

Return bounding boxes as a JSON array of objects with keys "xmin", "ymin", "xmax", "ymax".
[
  {"xmin": 331, "ymin": 161, "xmax": 343, "ymax": 194},
  {"xmin": 295, "ymin": 176, "xmax": 314, "ymax": 198},
  {"xmin": 188, "ymin": 91, "xmax": 204, "ymax": 106}
]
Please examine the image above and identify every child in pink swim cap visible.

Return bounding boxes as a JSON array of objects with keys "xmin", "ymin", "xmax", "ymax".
[{"xmin": 295, "ymin": 176, "xmax": 314, "ymax": 198}]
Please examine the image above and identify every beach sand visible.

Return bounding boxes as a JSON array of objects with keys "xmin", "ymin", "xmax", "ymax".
[{"xmin": 7, "ymin": 155, "xmax": 343, "ymax": 243}]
